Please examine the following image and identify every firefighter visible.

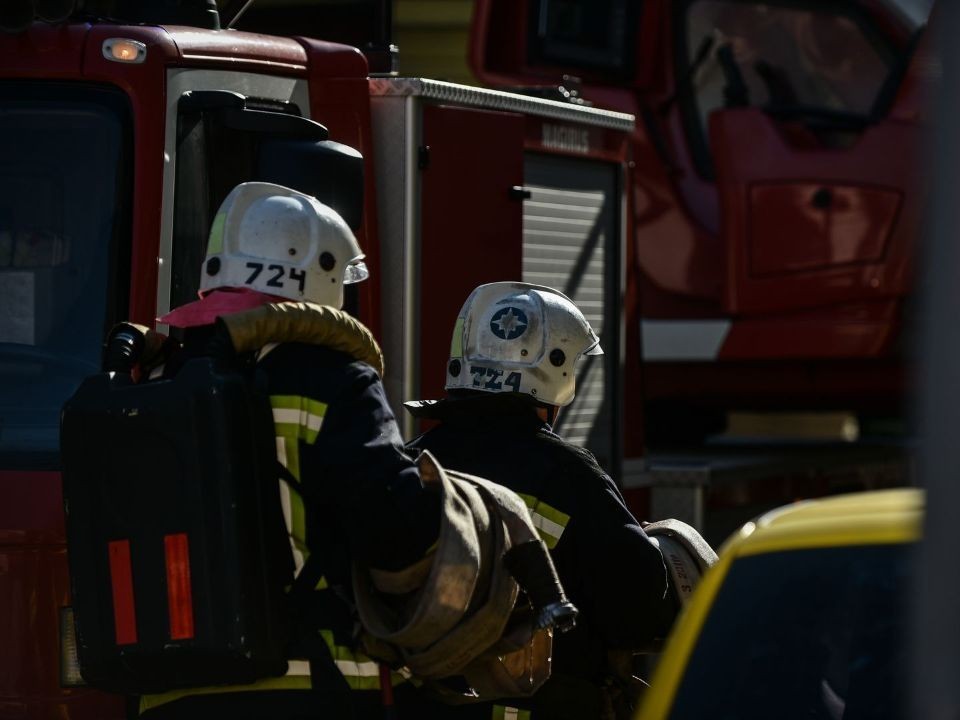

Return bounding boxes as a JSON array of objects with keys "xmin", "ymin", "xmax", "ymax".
[
  {"xmin": 136, "ymin": 182, "xmax": 441, "ymax": 719},
  {"xmin": 405, "ymin": 282, "xmax": 678, "ymax": 720}
]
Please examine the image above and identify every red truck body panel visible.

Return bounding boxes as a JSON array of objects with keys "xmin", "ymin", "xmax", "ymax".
[{"xmin": 0, "ymin": 471, "xmax": 126, "ymax": 719}]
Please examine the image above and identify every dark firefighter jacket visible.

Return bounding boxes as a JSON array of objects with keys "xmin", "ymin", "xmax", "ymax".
[
  {"xmin": 139, "ymin": 314, "xmax": 442, "ymax": 720},
  {"xmin": 406, "ymin": 394, "xmax": 677, "ymax": 720}
]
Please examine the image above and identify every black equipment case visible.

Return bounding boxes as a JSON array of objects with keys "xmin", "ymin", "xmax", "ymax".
[{"xmin": 60, "ymin": 357, "xmax": 292, "ymax": 695}]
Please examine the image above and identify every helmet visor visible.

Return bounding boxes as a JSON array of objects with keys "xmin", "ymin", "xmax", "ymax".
[
  {"xmin": 344, "ymin": 259, "xmax": 369, "ymax": 284},
  {"xmin": 585, "ymin": 339, "xmax": 604, "ymax": 356}
]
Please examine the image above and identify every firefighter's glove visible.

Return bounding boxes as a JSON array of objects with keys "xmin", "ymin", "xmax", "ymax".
[{"xmin": 504, "ymin": 539, "xmax": 578, "ymax": 633}]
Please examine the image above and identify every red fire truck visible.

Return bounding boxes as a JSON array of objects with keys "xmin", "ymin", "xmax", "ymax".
[
  {"xmin": 0, "ymin": 0, "xmax": 936, "ymax": 716},
  {"xmin": 0, "ymin": 1, "xmax": 635, "ymax": 717},
  {"xmin": 470, "ymin": 0, "xmax": 932, "ymax": 442},
  {"xmin": 467, "ymin": 0, "xmax": 933, "ymax": 540}
]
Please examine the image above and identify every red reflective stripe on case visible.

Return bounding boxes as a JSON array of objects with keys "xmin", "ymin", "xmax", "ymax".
[
  {"xmin": 107, "ymin": 540, "xmax": 137, "ymax": 645},
  {"xmin": 164, "ymin": 533, "xmax": 195, "ymax": 640}
]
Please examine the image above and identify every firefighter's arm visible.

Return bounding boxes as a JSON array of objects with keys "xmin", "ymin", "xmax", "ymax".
[
  {"xmin": 300, "ymin": 365, "xmax": 440, "ymax": 572},
  {"xmin": 572, "ymin": 466, "xmax": 676, "ymax": 650}
]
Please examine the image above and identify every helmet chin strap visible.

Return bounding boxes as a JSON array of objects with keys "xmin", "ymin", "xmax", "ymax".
[{"xmin": 537, "ymin": 404, "xmax": 561, "ymax": 426}]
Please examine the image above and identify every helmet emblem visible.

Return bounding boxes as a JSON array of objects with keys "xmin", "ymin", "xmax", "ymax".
[{"xmin": 490, "ymin": 307, "xmax": 528, "ymax": 340}]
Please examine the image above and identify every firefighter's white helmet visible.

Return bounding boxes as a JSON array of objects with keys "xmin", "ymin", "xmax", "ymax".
[
  {"xmin": 199, "ymin": 181, "xmax": 368, "ymax": 308},
  {"xmin": 445, "ymin": 282, "xmax": 603, "ymax": 407}
]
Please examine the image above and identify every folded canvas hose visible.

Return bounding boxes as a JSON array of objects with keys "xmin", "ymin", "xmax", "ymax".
[
  {"xmin": 353, "ymin": 451, "xmax": 576, "ymax": 703},
  {"xmin": 217, "ymin": 301, "xmax": 385, "ymax": 376},
  {"xmin": 643, "ymin": 518, "xmax": 718, "ymax": 606}
]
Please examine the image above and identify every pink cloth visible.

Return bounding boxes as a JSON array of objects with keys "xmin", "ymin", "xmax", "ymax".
[{"xmin": 157, "ymin": 288, "xmax": 284, "ymax": 328}]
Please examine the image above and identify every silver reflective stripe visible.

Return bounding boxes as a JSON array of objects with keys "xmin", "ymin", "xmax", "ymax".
[
  {"xmin": 530, "ymin": 512, "xmax": 565, "ymax": 544},
  {"xmin": 272, "ymin": 407, "xmax": 324, "ymax": 435},
  {"xmin": 286, "ymin": 660, "xmax": 311, "ymax": 677},
  {"xmin": 518, "ymin": 494, "xmax": 570, "ymax": 549},
  {"xmin": 335, "ymin": 659, "xmax": 380, "ymax": 678}
]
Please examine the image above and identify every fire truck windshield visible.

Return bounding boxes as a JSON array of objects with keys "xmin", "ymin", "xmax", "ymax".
[
  {"xmin": 683, "ymin": 0, "xmax": 898, "ymax": 174},
  {"xmin": 0, "ymin": 83, "xmax": 131, "ymax": 465}
]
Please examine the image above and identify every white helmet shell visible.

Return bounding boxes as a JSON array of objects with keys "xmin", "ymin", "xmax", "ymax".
[
  {"xmin": 199, "ymin": 181, "xmax": 368, "ymax": 308},
  {"xmin": 445, "ymin": 282, "xmax": 602, "ymax": 407}
]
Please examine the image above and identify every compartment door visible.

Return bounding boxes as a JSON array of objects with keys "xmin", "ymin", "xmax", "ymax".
[
  {"xmin": 712, "ymin": 108, "xmax": 917, "ymax": 315},
  {"xmin": 418, "ymin": 105, "xmax": 525, "ymax": 414},
  {"xmin": 523, "ymin": 154, "xmax": 620, "ymax": 473}
]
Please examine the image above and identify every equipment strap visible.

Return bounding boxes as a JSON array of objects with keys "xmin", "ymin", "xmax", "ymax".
[{"xmin": 274, "ymin": 460, "xmax": 327, "ymax": 600}]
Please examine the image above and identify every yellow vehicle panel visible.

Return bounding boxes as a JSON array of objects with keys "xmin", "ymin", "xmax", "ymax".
[{"xmin": 637, "ymin": 488, "xmax": 923, "ymax": 720}]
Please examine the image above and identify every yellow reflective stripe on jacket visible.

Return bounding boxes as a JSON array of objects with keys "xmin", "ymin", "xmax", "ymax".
[
  {"xmin": 492, "ymin": 706, "xmax": 531, "ymax": 720},
  {"xmin": 518, "ymin": 494, "xmax": 570, "ymax": 549},
  {"xmin": 271, "ymin": 395, "xmax": 327, "ymax": 445},
  {"xmin": 318, "ymin": 630, "xmax": 413, "ymax": 690},
  {"xmin": 138, "ymin": 660, "xmax": 312, "ymax": 714}
]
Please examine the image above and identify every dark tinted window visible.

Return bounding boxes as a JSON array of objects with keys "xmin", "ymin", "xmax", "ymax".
[
  {"xmin": 680, "ymin": 0, "xmax": 897, "ymax": 175},
  {"xmin": 169, "ymin": 104, "xmax": 258, "ymax": 312},
  {"xmin": 669, "ymin": 544, "xmax": 913, "ymax": 720},
  {"xmin": 0, "ymin": 84, "xmax": 131, "ymax": 462},
  {"xmin": 530, "ymin": 0, "xmax": 638, "ymax": 76},
  {"xmin": 890, "ymin": 0, "xmax": 934, "ymax": 27},
  {"xmin": 687, "ymin": 1, "xmax": 894, "ymax": 119}
]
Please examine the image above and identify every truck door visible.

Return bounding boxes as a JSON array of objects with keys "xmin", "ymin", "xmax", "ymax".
[
  {"xmin": 418, "ymin": 104, "xmax": 525, "ymax": 413},
  {"xmin": 678, "ymin": 0, "xmax": 920, "ymax": 315}
]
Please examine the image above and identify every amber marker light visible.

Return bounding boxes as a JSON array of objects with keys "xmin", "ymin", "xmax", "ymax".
[{"xmin": 102, "ymin": 38, "xmax": 147, "ymax": 64}]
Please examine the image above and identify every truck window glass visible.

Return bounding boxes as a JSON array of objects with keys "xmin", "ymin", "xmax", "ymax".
[
  {"xmin": 0, "ymin": 83, "xmax": 131, "ymax": 462},
  {"xmin": 530, "ymin": 0, "xmax": 638, "ymax": 76},
  {"xmin": 681, "ymin": 1, "xmax": 896, "ymax": 174},
  {"xmin": 669, "ymin": 544, "xmax": 913, "ymax": 720},
  {"xmin": 171, "ymin": 106, "xmax": 259, "ymax": 312},
  {"xmin": 890, "ymin": 0, "xmax": 934, "ymax": 27}
]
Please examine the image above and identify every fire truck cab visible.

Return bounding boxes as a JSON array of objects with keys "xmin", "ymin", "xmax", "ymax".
[{"xmin": 471, "ymin": 0, "xmax": 934, "ymax": 441}]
